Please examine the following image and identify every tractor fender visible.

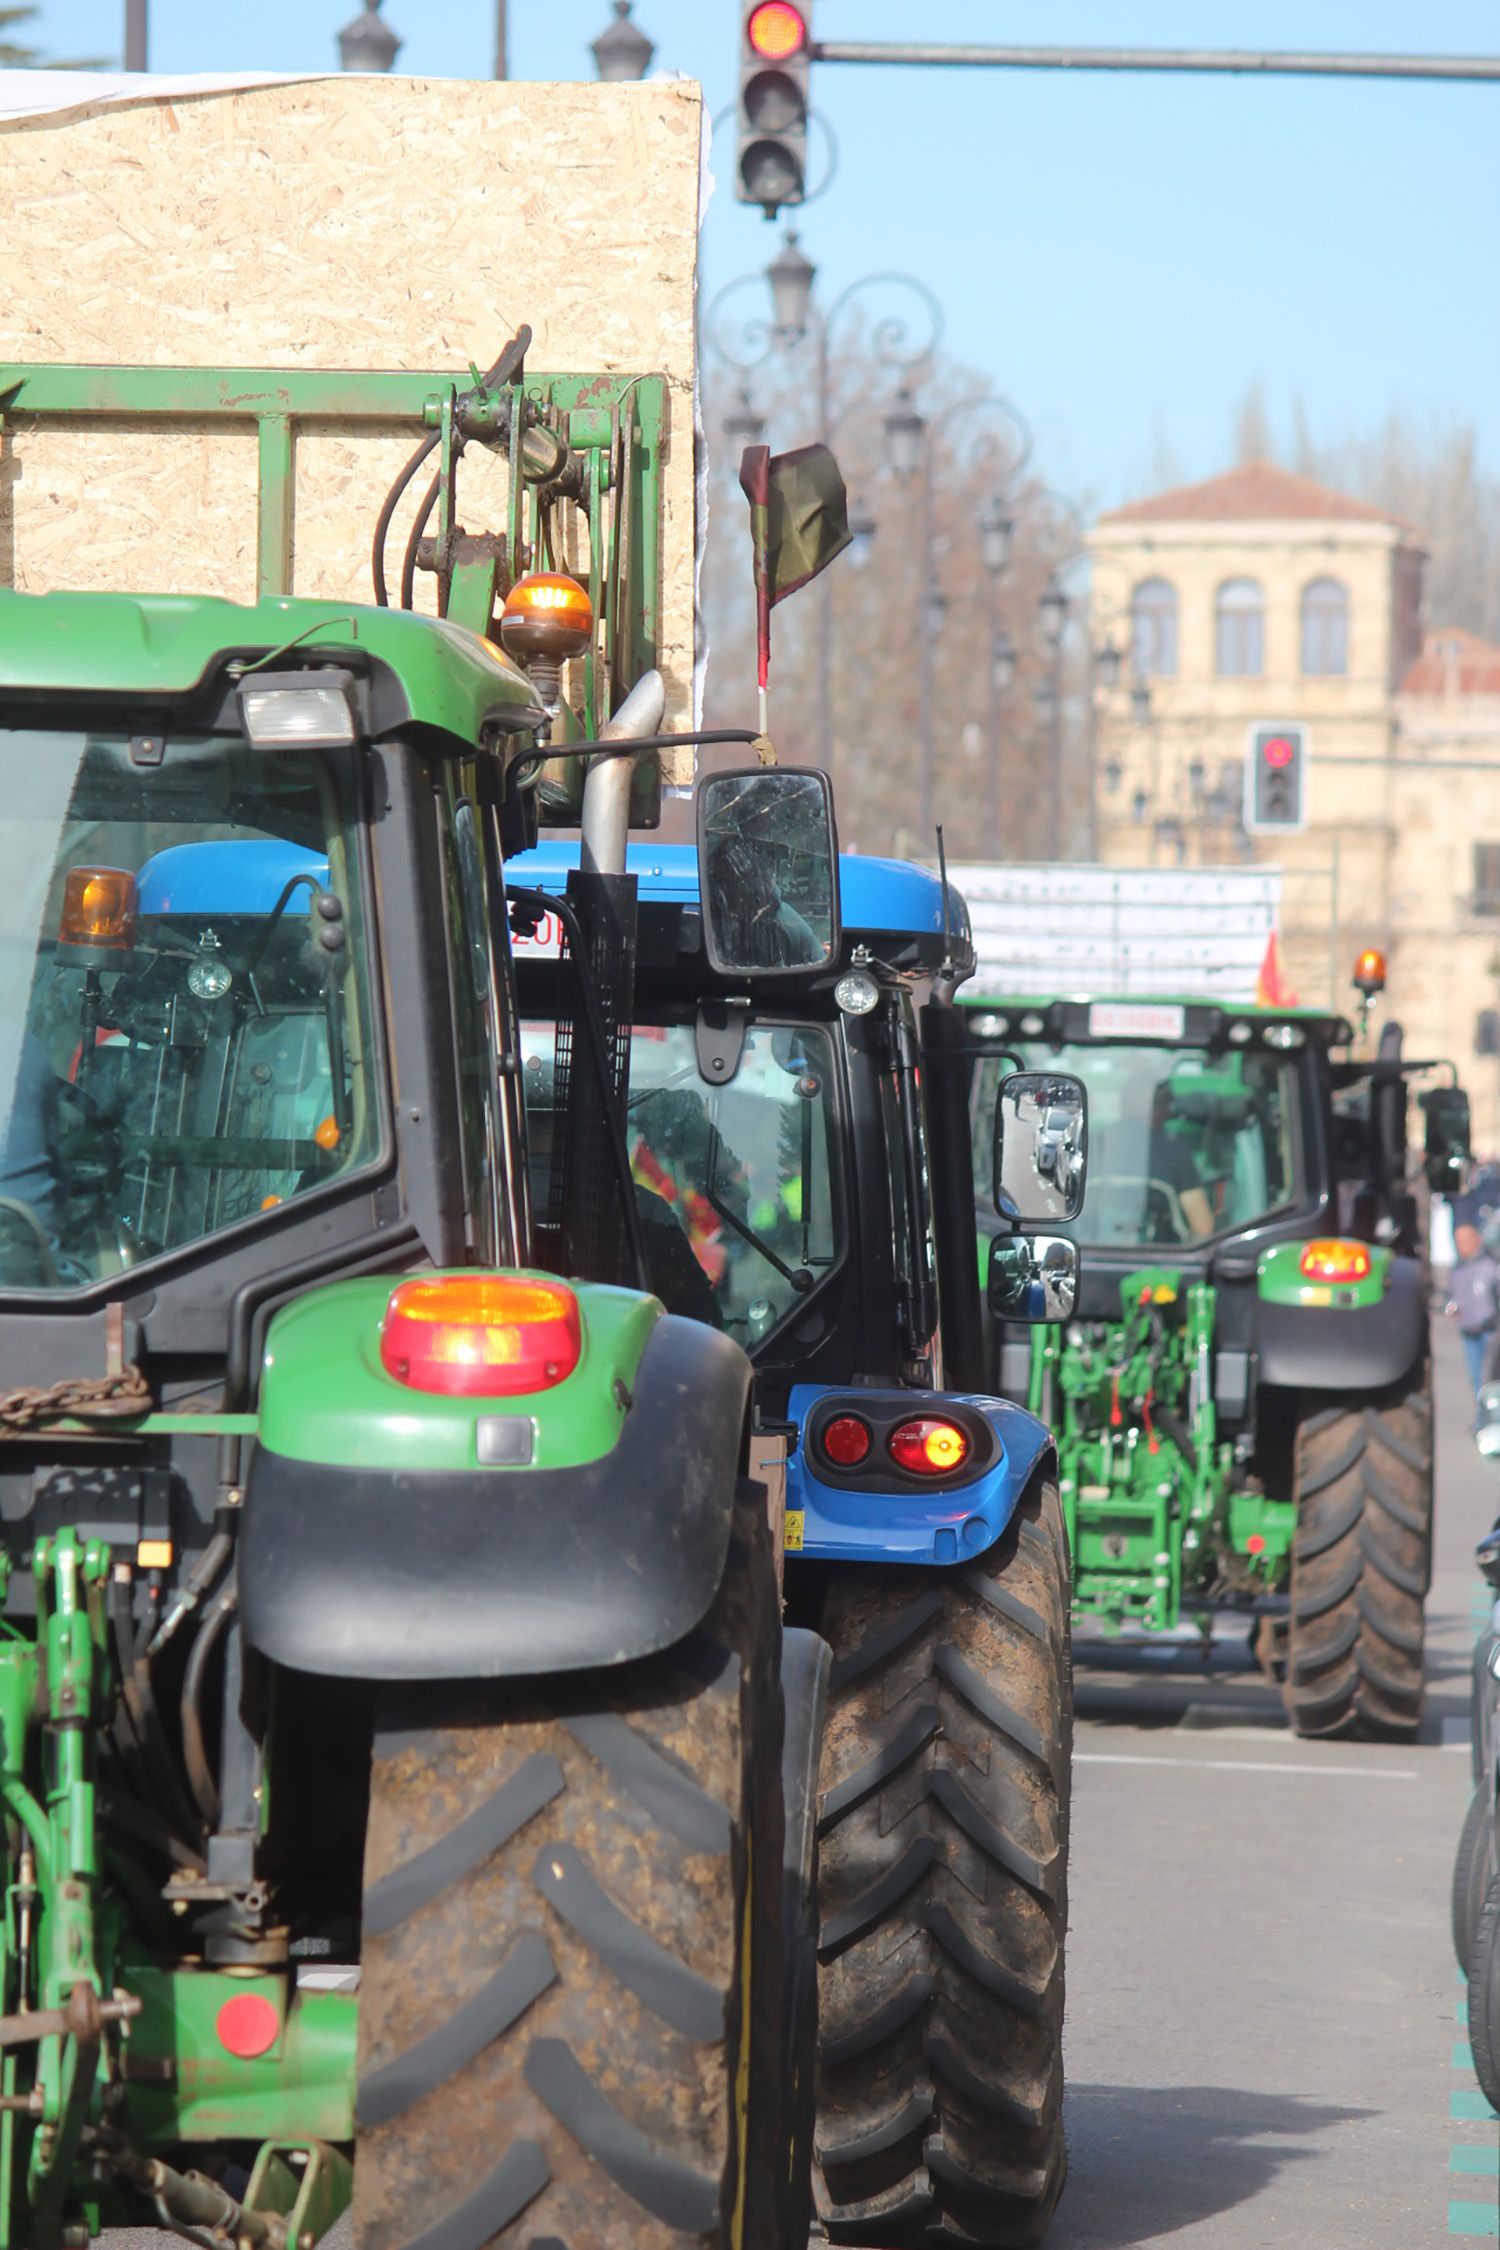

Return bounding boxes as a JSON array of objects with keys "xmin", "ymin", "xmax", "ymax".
[
  {"xmin": 239, "ymin": 1314, "xmax": 751, "ymax": 1680},
  {"xmin": 784, "ymin": 1382, "xmax": 1052, "ymax": 1566},
  {"xmin": 1256, "ymin": 1251, "xmax": 1428, "ymax": 1393}
]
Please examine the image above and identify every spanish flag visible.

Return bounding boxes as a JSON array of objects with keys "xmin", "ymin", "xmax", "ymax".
[{"xmin": 1255, "ymin": 931, "xmax": 1299, "ymax": 1008}]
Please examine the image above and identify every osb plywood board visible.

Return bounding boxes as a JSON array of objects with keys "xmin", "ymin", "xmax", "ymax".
[{"xmin": 0, "ymin": 74, "xmax": 700, "ymax": 752}]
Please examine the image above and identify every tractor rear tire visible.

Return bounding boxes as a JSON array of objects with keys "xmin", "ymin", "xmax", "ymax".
[
  {"xmin": 813, "ymin": 1469, "xmax": 1071, "ymax": 2248},
  {"xmin": 1453, "ymin": 1784, "xmax": 1496, "ymax": 1975},
  {"xmin": 351, "ymin": 1477, "xmax": 785, "ymax": 2250},
  {"xmin": 1284, "ymin": 1366, "xmax": 1432, "ymax": 1742},
  {"xmin": 1469, "ymin": 1868, "xmax": 1500, "ymax": 2114}
]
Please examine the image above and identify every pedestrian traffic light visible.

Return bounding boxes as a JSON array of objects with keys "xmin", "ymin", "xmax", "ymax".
[
  {"xmin": 736, "ymin": 2, "xmax": 812, "ymax": 215},
  {"xmin": 1244, "ymin": 722, "xmax": 1307, "ymax": 831}
]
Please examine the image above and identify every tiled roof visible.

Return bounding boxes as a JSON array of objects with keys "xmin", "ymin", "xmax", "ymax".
[
  {"xmin": 1097, "ymin": 459, "xmax": 1413, "ymax": 532},
  {"xmin": 1401, "ymin": 625, "xmax": 1500, "ymax": 696}
]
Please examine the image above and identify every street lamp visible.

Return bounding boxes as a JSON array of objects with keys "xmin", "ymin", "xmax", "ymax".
[
  {"xmin": 884, "ymin": 389, "xmax": 927, "ymax": 484},
  {"xmin": 1038, "ymin": 577, "xmax": 1069, "ymax": 651},
  {"xmin": 978, "ymin": 493, "xmax": 1014, "ymax": 578},
  {"xmin": 1130, "ymin": 681, "xmax": 1153, "ymax": 725},
  {"xmin": 766, "ymin": 233, "xmax": 817, "ymax": 342},
  {"xmin": 722, "ymin": 384, "xmax": 766, "ymax": 451},
  {"xmin": 1094, "ymin": 635, "xmax": 1124, "ymax": 691},
  {"xmin": 591, "ymin": 0, "xmax": 655, "ymax": 80},
  {"xmin": 848, "ymin": 500, "xmax": 878, "ymax": 568},
  {"xmin": 337, "ymin": 0, "xmax": 401, "ymax": 69},
  {"xmin": 991, "ymin": 630, "xmax": 1017, "ymax": 695}
]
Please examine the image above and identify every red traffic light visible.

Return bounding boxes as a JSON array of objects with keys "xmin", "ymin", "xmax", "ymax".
[
  {"xmin": 748, "ymin": 2, "xmax": 808, "ymax": 58},
  {"xmin": 1261, "ymin": 735, "xmax": 1295, "ymax": 769}
]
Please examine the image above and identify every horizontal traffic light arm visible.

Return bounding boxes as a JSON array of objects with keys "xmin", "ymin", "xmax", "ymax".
[{"xmin": 809, "ymin": 41, "xmax": 1500, "ymax": 81}]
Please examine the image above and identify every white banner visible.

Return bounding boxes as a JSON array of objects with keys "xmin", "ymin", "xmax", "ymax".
[{"xmin": 948, "ymin": 863, "xmax": 1282, "ymax": 1002}]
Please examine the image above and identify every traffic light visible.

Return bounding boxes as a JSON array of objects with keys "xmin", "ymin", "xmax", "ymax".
[
  {"xmin": 736, "ymin": 2, "xmax": 813, "ymax": 215},
  {"xmin": 1244, "ymin": 722, "xmax": 1307, "ymax": 831}
]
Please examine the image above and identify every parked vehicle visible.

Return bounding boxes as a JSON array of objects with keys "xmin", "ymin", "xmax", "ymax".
[
  {"xmin": 962, "ymin": 972, "xmax": 1468, "ymax": 1740},
  {"xmin": 0, "ymin": 335, "xmax": 814, "ymax": 2248},
  {"xmin": 514, "ymin": 837, "xmax": 1078, "ymax": 2246}
]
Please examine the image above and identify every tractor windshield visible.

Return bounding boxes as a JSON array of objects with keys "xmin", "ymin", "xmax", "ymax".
[
  {"xmin": 522, "ymin": 1018, "xmax": 840, "ymax": 1345},
  {"xmin": 973, "ymin": 1039, "xmax": 1301, "ymax": 1248},
  {"xmin": 0, "ymin": 726, "xmax": 379, "ymax": 1291}
]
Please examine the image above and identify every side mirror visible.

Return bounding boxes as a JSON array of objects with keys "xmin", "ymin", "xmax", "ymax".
[
  {"xmin": 697, "ymin": 767, "xmax": 840, "ymax": 978},
  {"xmin": 1422, "ymin": 1083, "xmax": 1471, "ymax": 1195},
  {"xmin": 993, "ymin": 1070, "xmax": 1088, "ymax": 1225},
  {"xmin": 988, "ymin": 1233, "xmax": 1078, "ymax": 1323}
]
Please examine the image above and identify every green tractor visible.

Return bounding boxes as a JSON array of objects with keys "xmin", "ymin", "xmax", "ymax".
[
  {"xmin": 0, "ymin": 336, "xmax": 814, "ymax": 2246},
  {"xmin": 963, "ymin": 974, "xmax": 1469, "ymax": 1740}
]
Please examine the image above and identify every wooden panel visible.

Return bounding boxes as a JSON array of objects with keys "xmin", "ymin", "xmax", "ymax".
[{"xmin": 0, "ymin": 75, "xmax": 700, "ymax": 764}]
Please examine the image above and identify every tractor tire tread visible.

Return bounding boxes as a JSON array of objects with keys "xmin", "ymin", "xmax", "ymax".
[
  {"xmin": 814, "ymin": 1472, "xmax": 1070, "ymax": 2246},
  {"xmin": 352, "ymin": 1477, "xmax": 784, "ymax": 2250},
  {"xmin": 1285, "ymin": 1365, "xmax": 1431, "ymax": 1742}
]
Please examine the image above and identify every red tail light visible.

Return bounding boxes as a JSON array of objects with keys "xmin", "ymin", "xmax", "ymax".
[
  {"xmin": 820, "ymin": 1414, "xmax": 872, "ymax": 1469},
  {"xmin": 380, "ymin": 1275, "xmax": 581, "ymax": 1398},
  {"xmin": 1299, "ymin": 1239, "xmax": 1371, "ymax": 1284},
  {"xmin": 888, "ymin": 1417, "xmax": 970, "ymax": 1478}
]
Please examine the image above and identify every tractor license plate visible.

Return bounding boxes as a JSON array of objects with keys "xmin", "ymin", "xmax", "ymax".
[
  {"xmin": 1087, "ymin": 1002, "xmax": 1186, "ymax": 1039},
  {"xmin": 511, "ymin": 909, "xmax": 564, "ymax": 961}
]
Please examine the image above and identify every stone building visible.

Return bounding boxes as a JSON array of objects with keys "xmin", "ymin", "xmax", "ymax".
[{"xmin": 1088, "ymin": 462, "xmax": 1500, "ymax": 1143}]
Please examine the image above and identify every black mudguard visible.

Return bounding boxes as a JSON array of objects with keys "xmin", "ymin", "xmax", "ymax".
[
  {"xmin": 239, "ymin": 1315, "xmax": 751, "ymax": 1681},
  {"xmin": 1257, "ymin": 1252, "xmax": 1428, "ymax": 1393}
]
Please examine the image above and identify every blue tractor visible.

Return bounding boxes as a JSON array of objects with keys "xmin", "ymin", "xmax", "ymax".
[{"xmin": 510, "ymin": 831, "xmax": 1081, "ymax": 2248}]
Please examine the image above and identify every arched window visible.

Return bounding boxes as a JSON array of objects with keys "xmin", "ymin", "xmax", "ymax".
[
  {"xmin": 1216, "ymin": 578, "xmax": 1264, "ymax": 677},
  {"xmin": 1130, "ymin": 577, "xmax": 1178, "ymax": 677},
  {"xmin": 1301, "ymin": 576, "xmax": 1349, "ymax": 675}
]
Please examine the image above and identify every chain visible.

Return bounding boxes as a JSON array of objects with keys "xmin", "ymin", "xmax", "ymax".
[{"xmin": 0, "ymin": 1365, "xmax": 152, "ymax": 1434}]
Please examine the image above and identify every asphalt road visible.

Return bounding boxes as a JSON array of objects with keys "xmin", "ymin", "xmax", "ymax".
[{"xmin": 1050, "ymin": 1320, "xmax": 1500, "ymax": 2250}]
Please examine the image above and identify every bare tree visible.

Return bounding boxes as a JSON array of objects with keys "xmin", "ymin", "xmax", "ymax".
[{"xmin": 700, "ymin": 335, "xmax": 1083, "ymax": 862}]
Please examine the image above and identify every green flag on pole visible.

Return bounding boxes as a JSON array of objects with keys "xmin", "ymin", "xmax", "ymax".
[{"xmin": 739, "ymin": 442, "xmax": 852, "ymax": 721}]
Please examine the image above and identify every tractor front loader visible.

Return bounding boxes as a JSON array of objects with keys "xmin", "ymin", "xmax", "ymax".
[{"xmin": 0, "ymin": 335, "xmax": 815, "ymax": 2248}]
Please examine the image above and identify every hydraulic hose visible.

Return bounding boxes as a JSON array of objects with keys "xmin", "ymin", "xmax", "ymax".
[
  {"xmin": 370, "ymin": 324, "xmax": 533, "ymax": 608},
  {"xmin": 180, "ymin": 1581, "xmax": 237, "ymax": 1833}
]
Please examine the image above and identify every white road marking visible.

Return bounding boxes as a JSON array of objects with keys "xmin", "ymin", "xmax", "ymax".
[{"xmin": 1076, "ymin": 1751, "xmax": 1417, "ymax": 1779}]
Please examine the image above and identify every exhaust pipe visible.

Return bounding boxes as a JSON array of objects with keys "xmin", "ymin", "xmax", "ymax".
[{"xmin": 580, "ymin": 668, "xmax": 666, "ymax": 877}]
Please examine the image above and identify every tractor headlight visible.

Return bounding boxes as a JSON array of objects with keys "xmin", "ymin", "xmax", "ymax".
[
  {"xmin": 239, "ymin": 668, "xmax": 358, "ymax": 749},
  {"xmin": 835, "ymin": 968, "xmax": 881, "ymax": 1016}
]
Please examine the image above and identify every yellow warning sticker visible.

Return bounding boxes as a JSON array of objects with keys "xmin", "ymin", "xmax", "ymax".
[
  {"xmin": 1300, "ymin": 1285, "xmax": 1333, "ymax": 1307},
  {"xmin": 784, "ymin": 1510, "xmax": 805, "ymax": 1553}
]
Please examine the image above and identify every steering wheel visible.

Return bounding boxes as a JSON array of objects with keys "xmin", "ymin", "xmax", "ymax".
[{"xmin": 0, "ymin": 1197, "xmax": 59, "ymax": 1288}]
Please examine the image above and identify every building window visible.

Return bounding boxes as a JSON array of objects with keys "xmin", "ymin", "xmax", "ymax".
[
  {"xmin": 1301, "ymin": 577, "xmax": 1348, "ymax": 675},
  {"xmin": 1475, "ymin": 844, "xmax": 1500, "ymax": 917},
  {"xmin": 1130, "ymin": 577, "xmax": 1178, "ymax": 677},
  {"xmin": 1477, "ymin": 1009, "xmax": 1500, "ymax": 1058},
  {"xmin": 1215, "ymin": 578, "xmax": 1265, "ymax": 677}
]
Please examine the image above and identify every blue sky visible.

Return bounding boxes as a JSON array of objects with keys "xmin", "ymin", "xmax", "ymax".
[{"xmin": 24, "ymin": 1, "xmax": 1500, "ymax": 511}]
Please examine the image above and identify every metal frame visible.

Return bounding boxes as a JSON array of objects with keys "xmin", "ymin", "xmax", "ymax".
[{"xmin": 0, "ymin": 363, "xmax": 667, "ymax": 733}]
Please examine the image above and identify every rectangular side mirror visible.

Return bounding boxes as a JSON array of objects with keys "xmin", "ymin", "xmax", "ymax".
[
  {"xmin": 696, "ymin": 767, "xmax": 840, "ymax": 978},
  {"xmin": 1422, "ymin": 1083, "xmax": 1471, "ymax": 1196},
  {"xmin": 993, "ymin": 1070, "xmax": 1088, "ymax": 1224},
  {"xmin": 988, "ymin": 1233, "xmax": 1078, "ymax": 1323}
]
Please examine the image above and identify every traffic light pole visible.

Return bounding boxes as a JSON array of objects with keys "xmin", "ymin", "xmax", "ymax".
[{"xmin": 810, "ymin": 41, "xmax": 1500, "ymax": 83}]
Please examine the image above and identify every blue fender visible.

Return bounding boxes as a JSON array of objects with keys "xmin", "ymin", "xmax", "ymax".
[{"xmin": 784, "ymin": 1383, "xmax": 1053, "ymax": 1567}]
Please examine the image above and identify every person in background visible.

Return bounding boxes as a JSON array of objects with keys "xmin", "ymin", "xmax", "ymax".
[{"xmin": 1447, "ymin": 1221, "xmax": 1500, "ymax": 1403}]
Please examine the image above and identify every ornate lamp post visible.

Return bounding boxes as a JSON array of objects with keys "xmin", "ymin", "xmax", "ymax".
[
  {"xmin": 337, "ymin": 0, "xmax": 401, "ymax": 69},
  {"xmin": 705, "ymin": 240, "xmax": 944, "ymax": 780},
  {"xmin": 591, "ymin": 0, "xmax": 656, "ymax": 79},
  {"xmin": 892, "ymin": 389, "xmax": 1032, "ymax": 846}
]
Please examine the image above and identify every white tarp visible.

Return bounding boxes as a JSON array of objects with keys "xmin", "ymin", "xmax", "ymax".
[
  {"xmin": 0, "ymin": 69, "xmax": 331, "ymax": 125},
  {"xmin": 948, "ymin": 863, "xmax": 1282, "ymax": 1002}
]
